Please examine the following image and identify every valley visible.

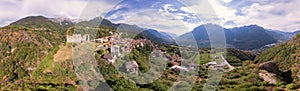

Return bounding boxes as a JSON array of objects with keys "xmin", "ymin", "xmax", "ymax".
[{"xmin": 0, "ymin": 16, "xmax": 299, "ymax": 91}]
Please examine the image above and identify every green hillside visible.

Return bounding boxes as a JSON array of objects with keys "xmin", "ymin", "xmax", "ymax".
[
  {"xmin": 11, "ymin": 16, "xmax": 65, "ymax": 35},
  {"xmin": 1, "ymin": 15, "xmax": 299, "ymax": 91},
  {"xmin": 0, "ymin": 23, "xmax": 77, "ymax": 90},
  {"xmin": 225, "ymin": 48, "xmax": 256, "ymax": 66},
  {"xmin": 255, "ymin": 34, "xmax": 300, "ymax": 84}
]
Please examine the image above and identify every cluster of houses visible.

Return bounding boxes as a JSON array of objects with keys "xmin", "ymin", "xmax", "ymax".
[
  {"xmin": 205, "ymin": 61, "xmax": 227, "ymax": 70},
  {"xmin": 66, "ymin": 32, "xmax": 229, "ymax": 74},
  {"xmin": 204, "ymin": 56, "xmax": 228, "ymax": 70},
  {"xmin": 94, "ymin": 36, "xmax": 113, "ymax": 51},
  {"xmin": 94, "ymin": 32, "xmax": 156, "ymax": 74},
  {"xmin": 129, "ymin": 39, "xmax": 155, "ymax": 49},
  {"xmin": 167, "ymin": 53, "xmax": 228, "ymax": 72},
  {"xmin": 167, "ymin": 55, "xmax": 197, "ymax": 72}
]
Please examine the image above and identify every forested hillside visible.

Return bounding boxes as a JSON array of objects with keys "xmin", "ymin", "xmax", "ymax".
[
  {"xmin": 1, "ymin": 15, "xmax": 299, "ymax": 91},
  {"xmin": 255, "ymin": 33, "xmax": 300, "ymax": 85},
  {"xmin": 0, "ymin": 16, "xmax": 77, "ymax": 90}
]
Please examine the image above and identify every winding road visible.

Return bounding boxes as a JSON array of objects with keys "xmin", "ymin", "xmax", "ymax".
[{"xmin": 221, "ymin": 54, "xmax": 234, "ymax": 72}]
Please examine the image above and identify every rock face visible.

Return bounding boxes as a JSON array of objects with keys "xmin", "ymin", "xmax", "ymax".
[
  {"xmin": 255, "ymin": 34, "xmax": 300, "ymax": 83},
  {"xmin": 259, "ymin": 62, "xmax": 282, "ymax": 75},
  {"xmin": 259, "ymin": 62, "xmax": 293, "ymax": 83},
  {"xmin": 259, "ymin": 70, "xmax": 279, "ymax": 84},
  {"xmin": 291, "ymin": 64, "xmax": 300, "ymax": 83},
  {"xmin": 259, "ymin": 62, "xmax": 281, "ymax": 84}
]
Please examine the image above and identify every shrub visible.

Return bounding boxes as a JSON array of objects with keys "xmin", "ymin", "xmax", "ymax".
[
  {"xmin": 275, "ymin": 82, "xmax": 286, "ymax": 88},
  {"xmin": 286, "ymin": 83, "xmax": 298, "ymax": 90},
  {"xmin": 272, "ymin": 88, "xmax": 282, "ymax": 91},
  {"xmin": 259, "ymin": 81, "xmax": 269, "ymax": 86}
]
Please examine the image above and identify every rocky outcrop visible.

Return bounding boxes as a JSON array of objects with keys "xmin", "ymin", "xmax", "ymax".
[
  {"xmin": 291, "ymin": 64, "xmax": 300, "ymax": 83},
  {"xmin": 259, "ymin": 70, "xmax": 279, "ymax": 84},
  {"xmin": 255, "ymin": 33, "xmax": 300, "ymax": 83},
  {"xmin": 259, "ymin": 62, "xmax": 293, "ymax": 83},
  {"xmin": 259, "ymin": 62, "xmax": 282, "ymax": 75}
]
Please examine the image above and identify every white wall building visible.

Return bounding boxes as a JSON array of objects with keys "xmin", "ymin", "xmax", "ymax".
[
  {"xmin": 111, "ymin": 45, "xmax": 121, "ymax": 56},
  {"xmin": 67, "ymin": 34, "xmax": 90, "ymax": 43}
]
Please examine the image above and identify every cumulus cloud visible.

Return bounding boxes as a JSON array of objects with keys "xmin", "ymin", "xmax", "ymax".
[
  {"xmin": 1, "ymin": 0, "xmax": 299, "ymax": 32},
  {"xmin": 177, "ymin": 0, "xmax": 230, "ymax": 25},
  {"xmin": 0, "ymin": 0, "xmax": 119, "ymax": 26},
  {"xmin": 233, "ymin": 0, "xmax": 300, "ymax": 31},
  {"xmin": 105, "ymin": 0, "xmax": 238, "ymax": 34},
  {"xmin": 177, "ymin": 0, "xmax": 300, "ymax": 31},
  {"xmin": 208, "ymin": 0, "xmax": 237, "ymax": 27},
  {"xmin": 107, "ymin": 8, "xmax": 193, "ymax": 35},
  {"xmin": 223, "ymin": 0, "xmax": 232, "ymax": 3},
  {"xmin": 163, "ymin": 4, "xmax": 178, "ymax": 12}
]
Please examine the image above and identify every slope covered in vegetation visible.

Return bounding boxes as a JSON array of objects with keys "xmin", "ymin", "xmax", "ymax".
[
  {"xmin": 255, "ymin": 33, "xmax": 300, "ymax": 84},
  {"xmin": 11, "ymin": 16, "xmax": 65, "ymax": 35},
  {"xmin": 0, "ymin": 17, "xmax": 77, "ymax": 90}
]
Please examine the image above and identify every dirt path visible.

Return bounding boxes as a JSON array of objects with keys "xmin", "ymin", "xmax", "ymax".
[{"xmin": 221, "ymin": 55, "xmax": 234, "ymax": 72}]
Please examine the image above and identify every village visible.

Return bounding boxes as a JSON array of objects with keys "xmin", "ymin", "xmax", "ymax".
[{"xmin": 66, "ymin": 32, "xmax": 234, "ymax": 74}]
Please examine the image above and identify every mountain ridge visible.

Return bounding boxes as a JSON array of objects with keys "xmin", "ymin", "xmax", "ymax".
[
  {"xmin": 177, "ymin": 24, "xmax": 297, "ymax": 50},
  {"xmin": 8, "ymin": 15, "xmax": 299, "ymax": 50},
  {"xmin": 10, "ymin": 16, "xmax": 66, "ymax": 35}
]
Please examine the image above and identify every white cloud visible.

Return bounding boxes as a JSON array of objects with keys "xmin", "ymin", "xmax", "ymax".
[
  {"xmin": 180, "ymin": 7, "xmax": 194, "ymax": 14},
  {"xmin": 163, "ymin": 4, "xmax": 178, "ymax": 12},
  {"xmin": 0, "ymin": 0, "xmax": 119, "ymax": 26},
  {"xmin": 106, "ymin": 3, "xmax": 203, "ymax": 35},
  {"xmin": 3, "ymin": 0, "xmax": 299, "ymax": 33},
  {"xmin": 177, "ymin": 0, "xmax": 237, "ymax": 27},
  {"xmin": 233, "ymin": 0, "xmax": 300, "ymax": 31},
  {"xmin": 208, "ymin": 0, "xmax": 237, "ymax": 27},
  {"xmin": 108, "ymin": 8, "xmax": 197, "ymax": 35},
  {"xmin": 223, "ymin": 0, "xmax": 232, "ymax": 3},
  {"xmin": 180, "ymin": 0, "xmax": 300, "ymax": 32}
]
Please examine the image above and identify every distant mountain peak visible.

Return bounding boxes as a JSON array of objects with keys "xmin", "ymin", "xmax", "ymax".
[
  {"xmin": 247, "ymin": 24, "xmax": 259, "ymax": 27},
  {"xmin": 196, "ymin": 23, "xmax": 224, "ymax": 28},
  {"xmin": 50, "ymin": 16, "xmax": 83, "ymax": 24},
  {"xmin": 10, "ymin": 15, "xmax": 65, "ymax": 34},
  {"xmin": 14, "ymin": 16, "xmax": 49, "ymax": 23},
  {"xmin": 234, "ymin": 24, "xmax": 264, "ymax": 30},
  {"xmin": 178, "ymin": 23, "xmax": 280, "ymax": 50},
  {"xmin": 293, "ymin": 30, "xmax": 300, "ymax": 34}
]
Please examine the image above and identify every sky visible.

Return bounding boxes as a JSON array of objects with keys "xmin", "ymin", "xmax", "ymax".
[{"xmin": 1, "ymin": 0, "xmax": 300, "ymax": 35}]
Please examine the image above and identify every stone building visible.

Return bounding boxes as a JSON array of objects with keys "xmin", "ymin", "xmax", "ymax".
[
  {"xmin": 125, "ymin": 61, "xmax": 139, "ymax": 74},
  {"xmin": 102, "ymin": 54, "xmax": 117, "ymax": 63},
  {"xmin": 67, "ymin": 34, "xmax": 90, "ymax": 43},
  {"xmin": 110, "ymin": 45, "xmax": 121, "ymax": 56}
]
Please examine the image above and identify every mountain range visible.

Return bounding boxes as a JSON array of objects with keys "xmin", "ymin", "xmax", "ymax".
[
  {"xmin": 4, "ymin": 16, "xmax": 300, "ymax": 50},
  {"xmin": 11, "ymin": 16, "xmax": 66, "ymax": 35},
  {"xmin": 71, "ymin": 16, "xmax": 300, "ymax": 50},
  {"xmin": 1, "ymin": 15, "xmax": 300, "ymax": 90},
  {"xmin": 73, "ymin": 17, "xmax": 177, "ymax": 44},
  {"xmin": 57, "ymin": 16, "xmax": 299, "ymax": 50},
  {"xmin": 178, "ymin": 24, "xmax": 300, "ymax": 50},
  {"xmin": 265, "ymin": 29, "xmax": 300, "ymax": 42}
]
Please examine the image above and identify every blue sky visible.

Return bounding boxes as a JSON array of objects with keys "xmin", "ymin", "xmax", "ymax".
[{"xmin": 1, "ymin": 0, "xmax": 300, "ymax": 34}]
